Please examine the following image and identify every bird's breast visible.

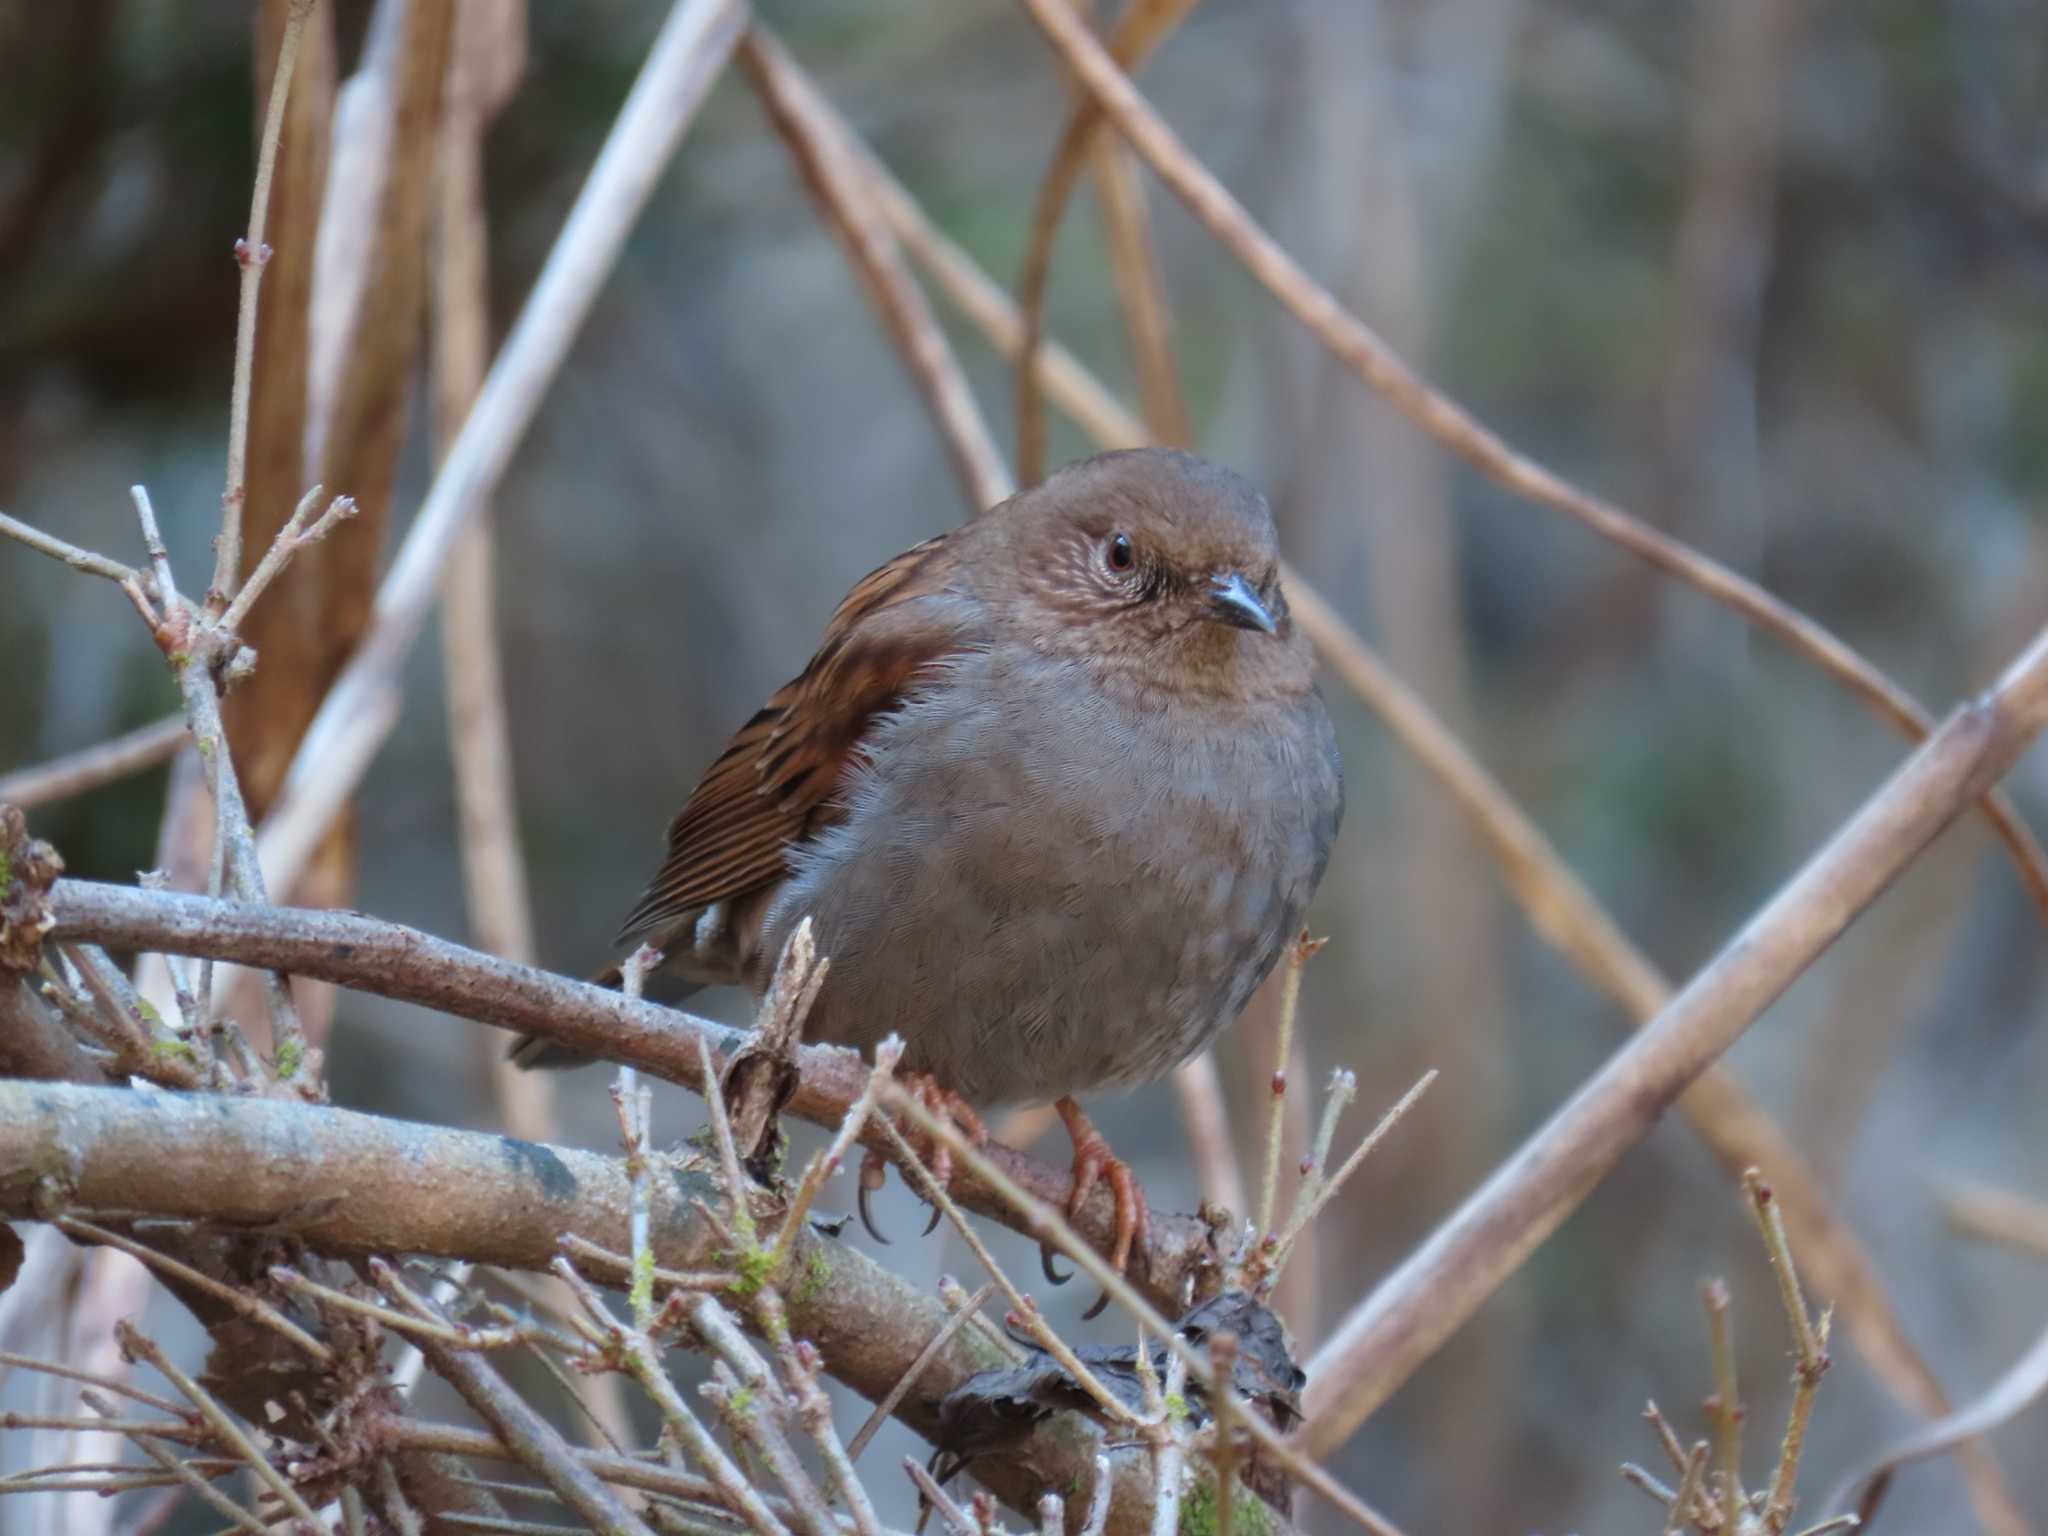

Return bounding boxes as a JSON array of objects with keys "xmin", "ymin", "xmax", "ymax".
[{"xmin": 759, "ymin": 648, "xmax": 1341, "ymax": 1106}]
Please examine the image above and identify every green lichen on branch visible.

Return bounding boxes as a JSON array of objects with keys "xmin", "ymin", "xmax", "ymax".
[
  {"xmin": 629, "ymin": 1244, "xmax": 657, "ymax": 1320},
  {"xmin": 789, "ymin": 1246, "xmax": 831, "ymax": 1306},
  {"xmin": 730, "ymin": 1245, "xmax": 776, "ymax": 1299},
  {"xmin": 1177, "ymin": 1476, "xmax": 1274, "ymax": 1536}
]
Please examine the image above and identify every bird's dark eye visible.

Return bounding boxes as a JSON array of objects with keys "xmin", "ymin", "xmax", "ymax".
[{"xmin": 1105, "ymin": 533, "xmax": 1135, "ymax": 572}]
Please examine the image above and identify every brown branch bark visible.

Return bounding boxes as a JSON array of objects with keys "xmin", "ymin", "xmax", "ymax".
[
  {"xmin": 0, "ymin": 1081, "xmax": 1284, "ymax": 1535},
  {"xmin": 1301, "ymin": 618, "xmax": 2048, "ymax": 1455},
  {"xmin": 43, "ymin": 878, "xmax": 1214, "ymax": 1310}
]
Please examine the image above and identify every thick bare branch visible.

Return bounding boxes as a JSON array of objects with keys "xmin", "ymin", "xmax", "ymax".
[
  {"xmin": 45, "ymin": 877, "xmax": 1214, "ymax": 1300},
  {"xmin": 0, "ymin": 1081, "xmax": 1271, "ymax": 1533}
]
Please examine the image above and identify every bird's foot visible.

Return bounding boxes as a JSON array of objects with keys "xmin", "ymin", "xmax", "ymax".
[
  {"xmin": 1051, "ymin": 1095, "xmax": 1150, "ymax": 1306},
  {"xmin": 856, "ymin": 1072, "xmax": 988, "ymax": 1244}
]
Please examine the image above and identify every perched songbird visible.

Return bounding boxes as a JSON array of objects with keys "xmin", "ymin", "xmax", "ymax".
[{"xmin": 516, "ymin": 449, "xmax": 1342, "ymax": 1273}]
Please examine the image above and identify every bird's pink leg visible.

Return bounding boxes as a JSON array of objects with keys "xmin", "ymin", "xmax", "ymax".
[{"xmin": 1054, "ymin": 1095, "xmax": 1150, "ymax": 1277}]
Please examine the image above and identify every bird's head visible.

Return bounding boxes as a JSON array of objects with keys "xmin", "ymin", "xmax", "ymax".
[{"xmin": 995, "ymin": 448, "xmax": 1307, "ymax": 697}]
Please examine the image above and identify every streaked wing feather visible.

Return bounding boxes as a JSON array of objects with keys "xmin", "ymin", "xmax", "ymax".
[{"xmin": 617, "ymin": 533, "xmax": 964, "ymax": 947}]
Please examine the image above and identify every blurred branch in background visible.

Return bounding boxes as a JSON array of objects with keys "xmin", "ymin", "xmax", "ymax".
[
  {"xmin": 430, "ymin": 0, "xmax": 557, "ymax": 1143},
  {"xmin": 0, "ymin": 717, "xmax": 184, "ymax": 811},
  {"xmin": 739, "ymin": 24, "xmax": 1012, "ymax": 513},
  {"xmin": 1015, "ymin": 0, "xmax": 1198, "ymax": 484}
]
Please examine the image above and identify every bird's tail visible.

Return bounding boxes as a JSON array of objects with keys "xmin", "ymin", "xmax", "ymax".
[{"xmin": 507, "ymin": 963, "xmax": 703, "ymax": 1070}]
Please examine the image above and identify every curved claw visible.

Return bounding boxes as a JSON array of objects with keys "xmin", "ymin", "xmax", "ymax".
[
  {"xmin": 857, "ymin": 1149, "xmax": 891, "ymax": 1246},
  {"xmin": 921, "ymin": 1202, "xmax": 943, "ymax": 1237},
  {"xmin": 1040, "ymin": 1243, "xmax": 1071, "ymax": 1285},
  {"xmin": 1080, "ymin": 1286, "xmax": 1112, "ymax": 1321}
]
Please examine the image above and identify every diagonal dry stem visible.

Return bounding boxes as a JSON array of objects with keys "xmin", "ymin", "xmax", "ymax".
[
  {"xmin": 738, "ymin": 25, "xmax": 1011, "ymax": 514},
  {"xmin": 1302, "ymin": 618, "xmax": 2048, "ymax": 1455},
  {"xmin": 257, "ymin": 0, "xmax": 747, "ymax": 899},
  {"xmin": 0, "ymin": 715, "xmax": 186, "ymax": 810},
  {"xmin": 1014, "ymin": 0, "xmax": 1200, "ymax": 482}
]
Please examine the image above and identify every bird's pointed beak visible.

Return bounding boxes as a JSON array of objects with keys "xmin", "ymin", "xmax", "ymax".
[{"xmin": 1208, "ymin": 571, "xmax": 1277, "ymax": 635}]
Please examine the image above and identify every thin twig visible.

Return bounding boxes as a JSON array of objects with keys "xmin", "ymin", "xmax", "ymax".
[
  {"xmin": 116, "ymin": 1420, "xmax": 272, "ymax": 1536},
  {"xmin": 379, "ymin": 1260, "xmax": 659, "ymax": 1536},
  {"xmin": 1208, "ymin": 1330, "xmax": 1240, "ymax": 1536},
  {"xmin": 1147, "ymin": 1350, "xmax": 1190, "ymax": 1536},
  {"xmin": 0, "ymin": 508, "xmax": 148, "ymax": 588},
  {"xmin": 1078, "ymin": 1452, "xmax": 1114, "ymax": 1536},
  {"xmin": 901, "ymin": 1458, "xmax": 979, "ymax": 1536},
  {"xmin": 1014, "ymin": 0, "xmax": 1200, "ymax": 482},
  {"xmin": 55, "ymin": 1216, "xmax": 331, "ymax": 1365},
  {"xmin": 771, "ymin": 1038, "xmax": 901, "ymax": 1278},
  {"xmin": 1266, "ymin": 1070, "xmax": 1435, "ymax": 1282},
  {"xmin": 845, "ymin": 1280, "xmax": 995, "ymax": 1464},
  {"xmin": 214, "ymin": 0, "xmax": 318, "ymax": 612},
  {"xmin": 116, "ymin": 1322, "xmax": 320, "ymax": 1525},
  {"xmin": 1256, "ymin": 932, "xmax": 1318, "ymax": 1238},
  {"xmin": 0, "ymin": 1352, "xmax": 189, "ymax": 1417},
  {"xmin": 273, "ymin": 1265, "xmax": 538, "ymax": 1351},
  {"xmin": 737, "ymin": 25, "xmax": 1011, "ymax": 514},
  {"xmin": 0, "ymin": 716, "xmax": 187, "ymax": 810},
  {"xmin": 216, "ymin": 486, "xmax": 357, "ymax": 634},
  {"xmin": 1666, "ymin": 1442, "xmax": 1710, "ymax": 1536},
  {"xmin": 1704, "ymin": 1278, "xmax": 1745, "ymax": 1531}
]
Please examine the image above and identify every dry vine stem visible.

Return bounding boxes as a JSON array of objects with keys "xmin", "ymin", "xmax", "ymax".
[
  {"xmin": 739, "ymin": 25, "xmax": 1011, "ymax": 514},
  {"xmin": 1014, "ymin": 0, "xmax": 1199, "ymax": 482},
  {"xmin": 1303, "ymin": 615, "xmax": 2048, "ymax": 1453},
  {"xmin": 1010, "ymin": 0, "xmax": 2048, "ymax": 937}
]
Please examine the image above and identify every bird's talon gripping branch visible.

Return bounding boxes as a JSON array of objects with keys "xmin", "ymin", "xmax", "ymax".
[
  {"xmin": 1055, "ymin": 1095, "xmax": 1150, "ymax": 1290},
  {"xmin": 860, "ymin": 1073, "xmax": 987, "ymax": 1244}
]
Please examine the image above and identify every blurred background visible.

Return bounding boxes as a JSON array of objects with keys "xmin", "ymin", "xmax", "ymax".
[{"xmin": 4, "ymin": 0, "xmax": 2048, "ymax": 1530}]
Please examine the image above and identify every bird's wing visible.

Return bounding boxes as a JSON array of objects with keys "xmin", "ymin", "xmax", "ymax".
[{"xmin": 617, "ymin": 532, "xmax": 969, "ymax": 948}]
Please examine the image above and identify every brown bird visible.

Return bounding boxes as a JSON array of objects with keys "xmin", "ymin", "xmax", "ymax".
[{"xmin": 516, "ymin": 449, "xmax": 1342, "ymax": 1275}]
